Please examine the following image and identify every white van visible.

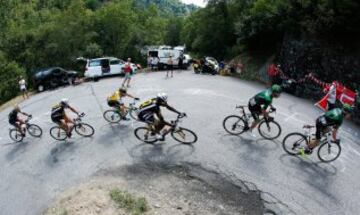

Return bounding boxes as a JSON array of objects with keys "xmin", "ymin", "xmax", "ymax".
[
  {"xmin": 84, "ymin": 57, "xmax": 138, "ymax": 79},
  {"xmin": 148, "ymin": 49, "xmax": 182, "ymax": 70}
]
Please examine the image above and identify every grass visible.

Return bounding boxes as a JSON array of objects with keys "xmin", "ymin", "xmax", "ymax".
[{"xmin": 110, "ymin": 188, "xmax": 148, "ymax": 215}]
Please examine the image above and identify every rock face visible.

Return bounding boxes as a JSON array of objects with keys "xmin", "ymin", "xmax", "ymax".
[{"xmin": 279, "ymin": 33, "xmax": 360, "ymax": 124}]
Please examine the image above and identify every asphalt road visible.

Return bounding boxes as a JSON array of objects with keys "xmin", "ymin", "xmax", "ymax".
[{"xmin": 0, "ymin": 70, "xmax": 359, "ymax": 214}]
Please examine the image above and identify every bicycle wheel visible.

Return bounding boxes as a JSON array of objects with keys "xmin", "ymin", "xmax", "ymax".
[
  {"xmin": 171, "ymin": 127, "xmax": 198, "ymax": 144},
  {"xmin": 9, "ymin": 129, "xmax": 23, "ymax": 142},
  {"xmin": 317, "ymin": 142, "xmax": 341, "ymax": 162},
  {"xmin": 223, "ymin": 115, "xmax": 247, "ymax": 135},
  {"xmin": 258, "ymin": 120, "xmax": 282, "ymax": 140},
  {"xmin": 282, "ymin": 133, "xmax": 308, "ymax": 155},
  {"xmin": 27, "ymin": 124, "xmax": 42, "ymax": 137},
  {"xmin": 103, "ymin": 110, "xmax": 121, "ymax": 123},
  {"xmin": 75, "ymin": 123, "xmax": 95, "ymax": 137},
  {"xmin": 50, "ymin": 126, "xmax": 67, "ymax": 141},
  {"xmin": 129, "ymin": 108, "xmax": 139, "ymax": 121},
  {"xmin": 134, "ymin": 127, "xmax": 157, "ymax": 143}
]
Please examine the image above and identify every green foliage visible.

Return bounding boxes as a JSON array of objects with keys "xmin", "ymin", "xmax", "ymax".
[
  {"xmin": 110, "ymin": 189, "xmax": 148, "ymax": 215},
  {"xmin": 0, "ymin": 52, "xmax": 26, "ymax": 104}
]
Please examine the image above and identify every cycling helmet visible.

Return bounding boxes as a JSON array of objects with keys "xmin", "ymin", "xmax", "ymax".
[
  {"xmin": 342, "ymin": 104, "xmax": 353, "ymax": 114},
  {"xmin": 119, "ymin": 87, "xmax": 127, "ymax": 93},
  {"xmin": 271, "ymin": 84, "xmax": 282, "ymax": 94},
  {"xmin": 60, "ymin": 98, "xmax": 69, "ymax": 105},
  {"xmin": 157, "ymin": 93, "xmax": 168, "ymax": 102}
]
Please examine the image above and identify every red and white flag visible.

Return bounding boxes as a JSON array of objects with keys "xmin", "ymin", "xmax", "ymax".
[{"xmin": 316, "ymin": 82, "xmax": 356, "ymax": 111}]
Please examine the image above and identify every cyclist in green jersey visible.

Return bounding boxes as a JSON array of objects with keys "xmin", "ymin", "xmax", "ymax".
[
  {"xmin": 305, "ymin": 104, "xmax": 353, "ymax": 154},
  {"xmin": 246, "ymin": 85, "xmax": 282, "ymax": 132}
]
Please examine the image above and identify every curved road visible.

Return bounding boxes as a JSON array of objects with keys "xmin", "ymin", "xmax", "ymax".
[{"xmin": 0, "ymin": 71, "xmax": 359, "ymax": 214}]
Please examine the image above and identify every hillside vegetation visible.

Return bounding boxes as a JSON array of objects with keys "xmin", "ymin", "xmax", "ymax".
[{"xmin": 0, "ymin": 0, "xmax": 195, "ymax": 104}]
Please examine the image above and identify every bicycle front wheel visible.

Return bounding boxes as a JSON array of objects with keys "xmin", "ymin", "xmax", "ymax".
[
  {"xmin": 134, "ymin": 127, "xmax": 157, "ymax": 143},
  {"xmin": 103, "ymin": 110, "xmax": 121, "ymax": 123},
  {"xmin": 75, "ymin": 123, "xmax": 95, "ymax": 137},
  {"xmin": 50, "ymin": 126, "xmax": 67, "ymax": 141},
  {"xmin": 9, "ymin": 129, "xmax": 23, "ymax": 142},
  {"xmin": 129, "ymin": 108, "xmax": 139, "ymax": 121},
  {"xmin": 258, "ymin": 120, "xmax": 282, "ymax": 140},
  {"xmin": 223, "ymin": 115, "xmax": 247, "ymax": 135},
  {"xmin": 282, "ymin": 132, "xmax": 308, "ymax": 155},
  {"xmin": 318, "ymin": 142, "xmax": 341, "ymax": 162},
  {"xmin": 27, "ymin": 124, "xmax": 42, "ymax": 137},
  {"xmin": 171, "ymin": 127, "xmax": 198, "ymax": 144}
]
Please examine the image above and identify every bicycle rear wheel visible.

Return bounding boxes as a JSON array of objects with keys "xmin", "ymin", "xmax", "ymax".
[
  {"xmin": 50, "ymin": 126, "xmax": 67, "ymax": 141},
  {"xmin": 282, "ymin": 132, "xmax": 308, "ymax": 155},
  {"xmin": 75, "ymin": 123, "xmax": 95, "ymax": 137},
  {"xmin": 317, "ymin": 142, "xmax": 341, "ymax": 162},
  {"xmin": 103, "ymin": 110, "xmax": 121, "ymax": 123},
  {"xmin": 171, "ymin": 127, "xmax": 197, "ymax": 144},
  {"xmin": 258, "ymin": 120, "xmax": 281, "ymax": 140},
  {"xmin": 134, "ymin": 127, "xmax": 157, "ymax": 143},
  {"xmin": 223, "ymin": 115, "xmax": 247, "ymax": 135},
  {"xmin": 27, "ymin": 124, "xmax": 42, "ymax": 137},
  {"xmin": 9, "ymin": 129, "xmax": 23, "ymax": 142}
]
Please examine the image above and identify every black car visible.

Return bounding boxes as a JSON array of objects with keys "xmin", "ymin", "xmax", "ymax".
[{"xmin": 33, "ymin": 67, "xmax": 79, "ymax": 92}]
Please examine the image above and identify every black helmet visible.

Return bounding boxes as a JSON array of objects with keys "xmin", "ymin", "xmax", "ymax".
[{"xmin": 119, "ymin": 87, "xmax": 127, "ymax": 93}]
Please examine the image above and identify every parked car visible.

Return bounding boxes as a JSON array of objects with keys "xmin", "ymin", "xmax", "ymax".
[
  {"xmin": 83, "ymin": 57, "xmax": 138, "ymax": 79},
  {"xmin": 33, "ymin": 67, "xmax": 79, "ymax": 92}
]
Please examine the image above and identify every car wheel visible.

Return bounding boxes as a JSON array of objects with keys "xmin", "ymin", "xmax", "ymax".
[{"xmin": 38, "ymin": 85, "xmax": 44, "ymax": 92}]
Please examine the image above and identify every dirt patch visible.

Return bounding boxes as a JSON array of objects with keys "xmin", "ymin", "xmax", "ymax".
[{"xmin": 44, "ymin": 163, "xmax": 265, "ymax": 215}]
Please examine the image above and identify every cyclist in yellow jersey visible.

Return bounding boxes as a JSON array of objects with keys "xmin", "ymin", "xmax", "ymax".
[
  {"xmin": 107, "ymin": 87, "xmax": 139, "ymax": 120},
  {"xmin": 138, "ymin": 93, "xmax": 185, "ymax": 140}
]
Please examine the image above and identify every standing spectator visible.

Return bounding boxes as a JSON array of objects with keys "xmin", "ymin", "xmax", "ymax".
[
  {"xmin": 122, "ymin": 58, "xmax": 133, "ymax": 88},
  {"xmin": 178, "ymin": 54, "xmax": 184, "ymax": 70},
  {"xmin": 151, "ymin": 56, "xmax": 159, "ymax": 71},
  {"xmin": 267, "ymin": 63, "xmax": 280, "ymax": 86},
  {"xmin": 18, "ymin": 76, "xmax": 29, "ymax": 99},
  {"xmin": 167, "ymin": 55, "xmax": 174, "ymax": 78},
  {"xmin": 147, "ymin": 55, "xmax": 152, "ymax": 71}
]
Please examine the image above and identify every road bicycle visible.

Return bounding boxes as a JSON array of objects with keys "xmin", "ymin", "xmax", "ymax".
[
  {"xmin": 223, "ymin": 105, "xmax": 282, "ymax": 140},
  {"xmin": 282, "ymin": 125, "xmax": 341, "ymax": 162},
  {"xmin": 103, "ymin": 99, "xmax": 139, "ymax": 123},
  {"xmin": 9, "ymin": 116, "xmax": 42, "ymax": 142},
  {"xmin": 134, "ymin": 114, "xmax": 197, "ymax": 144},
  {"xmin": 49, "ymin": 115, "xmax": 95, "ymax": 141}
]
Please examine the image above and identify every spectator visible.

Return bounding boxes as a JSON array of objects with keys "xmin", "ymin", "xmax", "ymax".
[
  {"xmin": 178, "ymin": 54, "xmax": 184, "ymax": 70},
  {"xmin": 151, "ymin": 56, "xmax": 159, "ymax": 71},
  {"xmin": 122, "ymin": 58, "xmax": 133, "ymax": 88},
  {"xmin": 167, "ymin": 55, "xmax": 174, "ymax": 78},
  {"xmin": 267, "ymin": 63, "xmax": 280, "ymax": 86},
  {"xmin": 147, "ymin": 55, "xmax": 152, "ymax": 71},
  {"xmin": 18, "ymin": 76, "xmax": 28, "ymax": 99}
]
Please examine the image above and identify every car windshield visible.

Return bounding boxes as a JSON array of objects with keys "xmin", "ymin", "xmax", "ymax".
[{"xmin": 89, "ymin": 60, "xmax": 101, "ymax": 67}]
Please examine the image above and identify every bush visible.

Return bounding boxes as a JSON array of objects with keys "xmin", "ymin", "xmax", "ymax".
[{"xmin": 0, "ymin": 53, "xmax": 26, "ymax": 105}]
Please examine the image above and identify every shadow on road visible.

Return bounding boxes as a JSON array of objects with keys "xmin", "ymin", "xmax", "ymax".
[
  {"xmin": 46, "ymin": 140, "xmax": 77, "ymax": 166},
  {"xmin": 128, "ymin": 141, "xmax": 195, "ymax": 166},
  {"xmin": 278, "ymin": 153, "xmax": 339, "ymax": 203},
  {"xmin": 5, "ymin": 141, "xmax": 30, "ymax": 162}
]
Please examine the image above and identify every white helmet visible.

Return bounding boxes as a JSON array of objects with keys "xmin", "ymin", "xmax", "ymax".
[
  {"xmin": 61, "ymin": 98, "xmax": 69, "ymax": 105},
  {"xmin": 157, "ymin": 93, "xmax": 168, "ymax": 102}
]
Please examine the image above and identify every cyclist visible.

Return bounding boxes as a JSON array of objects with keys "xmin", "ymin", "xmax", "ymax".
[
  {"xmin": 137, "ymin": 93, "xmax": 185, "ymax": 140},
  {"xmin": 8, "ymin": 105, "xmax": 32, "ymax": 136},
  {"xmin": 304, "ymin": 104, "xmax": 353, "ymax": 154},
  {"xmin": 51, "ymin": 98, "xmax": 83, "ymax": 137},
  {"xmin": 107, "ymin": 87, "xmax": 139, "ymax": 120},
  {"xmin": 245, "ymin": 84, "xmax": 282, "ymax": 133}
]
